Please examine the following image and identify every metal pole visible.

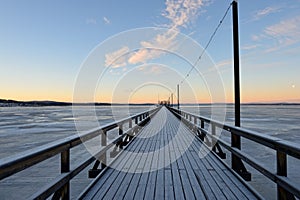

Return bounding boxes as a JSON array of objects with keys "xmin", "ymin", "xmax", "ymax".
[
  {"xmin": 171, "ymin": 93, "xmax": 173, "ymax": 107},
  {"xmin": 231, "ymin": 0, "xmax": 251, "ymax": 181},
  {"xmin": 158, "ymin": 94, "xmax": 160, "ymax": 105},
  {"xmin": 177, "ymin": 84, "xmax": 180, "ymax": 109},
  {"xmin": 233, "ymin": 0, "xmax": 240, "ymax": 127}
]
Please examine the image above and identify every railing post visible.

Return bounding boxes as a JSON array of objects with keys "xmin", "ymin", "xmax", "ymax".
[
  {"xmin": 277, "ymin": 150, "xmax": 295, "ymax": 200},
  {"xmin": 193, "ymin": 116, "xmax": 197, "ymax": 132},
  {"xmin": 212, "ymin": 124, "xmax": 216, "ymax": 151},
  {"xmin": 177, "ymin": 84, "xmax": 180, "ymax": 109},
  {"xmin": 101, "ymin": 130, "xmax": 107, "ymax": 169},
  {"xmin": 231, "ymin": 130, "xmax": 251, "ymax": 181},
  {"xmin": 129, "ymin": 119, "xmax": 132, "ymax": 129},
  {"xmin": 61, "ymin": 149, "xmax": 70, "ymax": 200},
  {"xmin": 135, "ymin": 117, "xmax": 138, "ymax": 124},
  {"xmin": 119, "ymin": 124, "xmax": 123, "ymax": 135}
]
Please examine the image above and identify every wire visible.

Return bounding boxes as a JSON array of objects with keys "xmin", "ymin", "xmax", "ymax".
[{"xmin": 178, "ymin": 2, "xmax": 233, "ymax": 86}]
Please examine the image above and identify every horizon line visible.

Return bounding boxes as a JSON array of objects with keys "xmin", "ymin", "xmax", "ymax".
[{"xmin": 1, "ymin": 98, "xmax": 300, "ymax": 105}]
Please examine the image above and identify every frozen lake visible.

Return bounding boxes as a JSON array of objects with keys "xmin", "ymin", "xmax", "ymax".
[{"xmin": 0, "ymin": 105, "xmax": 300, "ymax": 199}]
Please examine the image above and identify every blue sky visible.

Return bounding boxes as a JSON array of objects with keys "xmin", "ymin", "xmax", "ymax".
[{"xmin": 0, "ymin": 0, "xmax": 300, "ymax": 103}]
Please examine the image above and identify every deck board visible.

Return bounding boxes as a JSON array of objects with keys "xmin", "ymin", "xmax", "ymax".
[{"xmin": 81, "ymin": 107, "xmax": 259, "ymax": 200}]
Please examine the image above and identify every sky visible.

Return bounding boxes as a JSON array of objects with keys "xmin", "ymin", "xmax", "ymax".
[{"xmin": 0, "ymin": 0, "xmax": 300, "ymax": 103}]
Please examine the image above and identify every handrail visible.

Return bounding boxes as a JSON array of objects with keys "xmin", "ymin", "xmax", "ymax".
[
  {"xmin": 168, "ymin": 106, "xmax": 300, "ymax": 200},
  {"xmin": 0, "ymin": 106, "xmax": 160, "ymax": 199},
  {"xmin": 172, "ymin": 108, "xmax": 300, "ymax": 159}
]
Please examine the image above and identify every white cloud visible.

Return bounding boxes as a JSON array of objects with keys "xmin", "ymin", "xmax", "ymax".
[
  {"xmin": 128, "ymin": 0, "xmax": 208, "ymax": 65},
  {"xmin": 128, "ymin": 29, "xmax": 178, "ymax": 64},
  {"xmin": 105, "ymin": 46, "xmax": 129, "ymax": 68},
  {"xmin": 264, "ymin": 16, "xmax": 300, "ymax": 51},
  {"xmin": 103, "ymin": 17, "xmax": 110, "ymax": 24},
  {"xmin": 251, "ymin": 16, "xmax": 300, "ymax": 52},
  {"xmin": 104, "ymin": 0, "xmax": 209, "ymax": 68},
  {"xmin": 253, "ymin": 6, "xmax": 281, "ymax": 21},
  {"xmin": 163, "ymin": 0, "xmax": 209, "ymax": 28}
]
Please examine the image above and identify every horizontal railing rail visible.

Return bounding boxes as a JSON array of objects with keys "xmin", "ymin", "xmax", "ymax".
[
  {"xmin": 168, "ymin": 106, "xmax": 300, "ymax": 200},
  {"xmin": 0, "ymin": 106, "xmax": 160, "ymax": 200}
]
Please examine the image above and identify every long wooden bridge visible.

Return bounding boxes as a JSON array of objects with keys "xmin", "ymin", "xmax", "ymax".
[{"xmin": 0, "ymin": 106, "xmax": 300, "ymax": 200}]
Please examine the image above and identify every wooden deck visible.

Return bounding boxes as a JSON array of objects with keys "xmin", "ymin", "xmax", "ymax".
[{"xmin": 81, "ymin": 107, "xmax": 259, "ymax": 200}]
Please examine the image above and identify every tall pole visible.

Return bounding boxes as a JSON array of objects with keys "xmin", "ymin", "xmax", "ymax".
[
  {"xmin": 171, "ymin": 93, "xmax": 173, "ymax": 107},
  {"xmin": 177, "ymin": 84, "xmax": 180, "ymax": 109},
  {"xmin": 158, "ymin": 94, "xmax": 160, "ymax": 105},
  {"xmin": 233, "ymin": 0, "xmax": 240, "ymax": 127},
  {"xmin": 231, "ymin": 0, "xmax": 251, "ymax": 181}
]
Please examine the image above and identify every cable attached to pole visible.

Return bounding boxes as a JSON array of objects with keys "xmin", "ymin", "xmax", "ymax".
[{"xmin": 179, "ymin": 2, "xmax": 233, "ymax": 85}]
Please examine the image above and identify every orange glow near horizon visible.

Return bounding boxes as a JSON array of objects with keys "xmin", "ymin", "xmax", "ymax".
[
  {"xmin": 1, "ymin": 85, "xmax": 299, "ymax": 104},
  {"xmin": 2, "ymin": 92, "xmax": 300, "ymax": 104}
]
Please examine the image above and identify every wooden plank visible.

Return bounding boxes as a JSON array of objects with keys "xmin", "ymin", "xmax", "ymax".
[
  {"xmin": 184, "ymin": 123, "xmax": 258, "ymax": 200},
  {"xmin": 123, "ymin": 172, "xmax": 141, "ymax": 200},
  {"xmin": 168, "ymin": 118, "xmax": 196, "ymax": 200},
  {"xmin": 143, "ymin": 171, "xmax": 156, "ymax": 200},
  {"xmin": 124, "ymin": 130, "xmax": 152, "ymax": 200},
  {"xmin": 194, "ymin": 169, "xmax": 217, "ymax": 200},
  {"xmin": 105, "ymin": 125, "xmax": 152, "ymax": 199},
  {"xmin": 179, "ymin": 129, "xmax": 226, "ymax": 200},
  {"xmin": 179, "ymin": 169, "xmax": 196, "ymax": 200},
  {"xmin": 200, "ymin": 149, "xmax": 247, "ymax": 199},
  {"xmin": 125, "ymin": 129, "xmax": 154, "ymax": 200},
  {"xmin": 206, "ymin": 152, "xmax": 255, "ymax": 199},
  {"xmin": 155, "ymin": 169, "xmax": 164, "ymax": 199},
  {"xmin": 133, "ymin": 173, "xmax": 149, "ymax": 199},
  {"xmin": 191, "ymin": 133, "xmax": 255, "ymax": 199},
  {"xmin": 169, "ymin": 124, "xmax": 185, "ymax": 200},
  {"xmin": 173, "ymin": 124, "xmax": 207, "ymax": 200},
  {"xmin": 181, "ymin": 153, "xmax": 206, "ymax": 199},
  {"xmin": 90, "ymin": 126, "xmax": 149, "ymax": 199},
  {"xmin": 164, "ymin": 169, "xmax": 174, "ymax": 200}
]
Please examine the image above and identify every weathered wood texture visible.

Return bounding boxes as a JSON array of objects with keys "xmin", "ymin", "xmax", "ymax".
[{"xmin": 81, "ymin": 107, "xmax": 259, "ymax": 200}]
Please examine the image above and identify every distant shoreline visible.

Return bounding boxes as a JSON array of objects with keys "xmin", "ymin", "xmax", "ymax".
[
  {"xmin": 0, "ymin": 99, "xmax": 156, "ymax": 107},
  {"xmin": 1, "ymin": 99, "xmax": 300, "ymax": 107}
]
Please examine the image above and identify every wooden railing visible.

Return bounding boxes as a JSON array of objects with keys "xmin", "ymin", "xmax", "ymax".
[
  {"xmin": 0, "ymin": 107, "xmax": 160, "ymax": 200},
  {"xmin": 168, "ymin": 107, "xmax": 300, "ymax": 200}
]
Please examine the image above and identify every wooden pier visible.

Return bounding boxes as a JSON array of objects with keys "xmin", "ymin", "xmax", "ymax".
[
  {"xmin": 80, "ymin": 107, "xmax": 259, "ymax": 200},
  {"xmin": 0, "ymin": 106, "xmax": 300, "ymax": 199}
]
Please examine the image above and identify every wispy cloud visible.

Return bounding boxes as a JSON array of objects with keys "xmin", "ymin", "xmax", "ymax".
[
  {"xmin": 138, "ymin": 65, "xmax": 164, "ymax": 74},
  {"xmin": 215, "ymin": 59, "xmax": 232, "ymax": 68},
  {"xmin": 264, "ymin": 16, "xmax": 300, "ymax": 45},
  {"xmin": 253, "ymin": 6, "xmax": 281, "ymax": 21},
  {"xmin": 242, "ymin": 44, "xmax": 260, "ymax": 50},
  {"xmin": 86, "ymin": 18, "xmax": 97, "ymax": 25},
  {"xmin": 162, "ymin": 0, "xmax": 209, "ymax": 28},
  {"xmin": 104, "ymin": 0, "xmax": 209, "ymax": 69},
  {"xmin": 128, "ymin": 29, "xmax": 178, "ymax": 64},
  {"xmin": 252, "ymin": 16, "xmax": 300, "ymax": 52},
  {"xmin": 103, "ymin": 17, "xmax": 110, "ymax": 24},
  {"xmin": 105, "ymin": 47, "xmax": 129, "ymax": 68}
]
